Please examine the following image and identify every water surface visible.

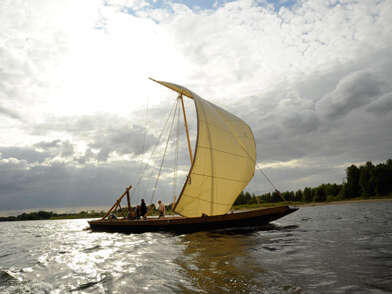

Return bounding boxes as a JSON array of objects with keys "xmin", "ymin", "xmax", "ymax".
[{"xmin": 1, "ymin": 201, "xmax": 392, "ymax": 293}]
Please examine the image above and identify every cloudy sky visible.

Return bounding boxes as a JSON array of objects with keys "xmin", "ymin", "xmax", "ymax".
[{"xmin": 1, "ymin": 0, "xmax": 391, "ymax": 213}]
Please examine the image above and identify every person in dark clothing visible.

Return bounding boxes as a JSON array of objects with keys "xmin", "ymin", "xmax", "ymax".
[{"xmin": 140, "ymin": 199, "xmax": 147, "ymax": 219}]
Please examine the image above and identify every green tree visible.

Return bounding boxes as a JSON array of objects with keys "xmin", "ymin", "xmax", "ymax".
[
  {"xmin": 234, "ymin": 191, "xmax": 246, "ymax": 205},
  {"xmin": 302, "ymin": 187, "xmax": 312, "ymax": 202},
  {"xmin": 359, "ymin": 161, "xmax": 376, "ymax": 197},
  {"xmin": 244, "ymin": 192, "xmax": 252, "ymax": 203},
  {"xmin": 250, "ymin": 194, "xmax": 258, "ymax": 204},
  {"xmin": 295, "ymin": 190, "xmax": 303, "ymax": 201},
  {"xmin": 325, "ymin": 183, "xmax": 341, "ymax": 197},
  {"xmin": 313, "ymin": 186, "xmax": 326, "ymax": 202},
  {"xmin": 271, "ymin": 190, "xmax": 281, "ymax": 202},
  {"xmin": 346, "ymin": 165, "xmax": 360, "ymax": 198}
]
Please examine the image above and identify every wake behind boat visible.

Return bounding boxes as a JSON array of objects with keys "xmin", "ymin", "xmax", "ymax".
[{"xmin": 88, "ymin": 79, "xmax": 297, "ymax": 233}]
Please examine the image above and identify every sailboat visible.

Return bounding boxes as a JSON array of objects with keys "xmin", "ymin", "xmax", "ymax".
[{"xmin": 88, "ymin": 79, "xmax": 297, "ymax": 233}]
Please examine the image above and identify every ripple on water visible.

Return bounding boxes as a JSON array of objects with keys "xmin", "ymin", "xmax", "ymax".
[{"xmin": 1, "ymin": 202, "xmax": 392, "ymax": 293}]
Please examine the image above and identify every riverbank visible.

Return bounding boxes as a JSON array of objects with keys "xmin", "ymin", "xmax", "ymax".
[{"xmin": 1, "ymin": 196, "xmax": 391, "ymax": 221}]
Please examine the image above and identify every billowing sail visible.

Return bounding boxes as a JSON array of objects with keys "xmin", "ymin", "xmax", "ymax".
[{"xmin": 151, "ymin": 79, "xmax": 256, "ymax": 217}]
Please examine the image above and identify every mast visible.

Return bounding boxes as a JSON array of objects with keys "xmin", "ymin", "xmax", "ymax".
[
  {"xmin": 101, "ymin": 185, "xmax": 132, "ymax": 220},
  {"xmin": 179, "ymin": 94, "xmax": 193, "ymax": 164},
  {"xmin": 126, "ymin": 189, "xmax": 132, "ymax": 217},
  {"xmin": 150, "ymin": 78, "xmax": 256, "ymax": 217}
]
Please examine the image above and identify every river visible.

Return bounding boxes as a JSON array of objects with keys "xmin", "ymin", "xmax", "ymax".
[{"xmin": 1, "ymin": 201, "xmax": 391, "ymax": 293}]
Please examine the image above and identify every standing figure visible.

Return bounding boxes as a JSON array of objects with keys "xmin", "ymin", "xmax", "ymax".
[
  {"xmin": 140, "ymin": 199, "xmax": 147, "ymax": 220},
  {"xmin": 158, "ymin": 200, "xmax": 165, "ymax": 218}
]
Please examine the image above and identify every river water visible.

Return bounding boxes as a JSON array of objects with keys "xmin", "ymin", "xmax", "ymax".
[{"xmin": 1, "ymin": 201, "xmax": 391, "ymax": 293}]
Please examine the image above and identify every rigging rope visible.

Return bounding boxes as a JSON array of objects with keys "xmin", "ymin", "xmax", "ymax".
[
  {"xmin": 255, "ymin": 162, "xmax": 286, "ymax": 202},
  {"xmin": 132, "ymin": 95, "xmax": 150, "ymax": 198},
  {"xmin": 150, "ymin": 99, "xmax": 180, "ymax": 204},
  {"xmin": 134, "ymin": 99, "xmax": 178, "ymax": 195},
  {"xmin": 209, "ymin": 106, "xmax": 285, "ymax": 201}
]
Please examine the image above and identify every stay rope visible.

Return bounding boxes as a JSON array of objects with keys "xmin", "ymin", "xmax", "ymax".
[
  {"xmin": 150, "ymin": 99, "xmax": 180, "ymax": 204},
  {"xmin": 133, "ymin": 99, "xmax": 178, "ymax": 195},
  {"xmin": 255, "ymin": 161, "xmax": 285, "ymax": 202}
]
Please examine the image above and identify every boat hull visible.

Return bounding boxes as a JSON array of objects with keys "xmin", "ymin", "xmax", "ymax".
[{"xmin": 88, "ymin": 206, "xmax": 298, "ymax": 234}]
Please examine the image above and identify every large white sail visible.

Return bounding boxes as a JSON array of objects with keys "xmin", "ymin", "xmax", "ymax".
[{"xmin": 151, "ymin": 79, "xmax": 256, "ymax": 217}]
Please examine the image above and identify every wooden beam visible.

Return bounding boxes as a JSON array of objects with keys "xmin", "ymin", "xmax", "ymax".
[
  {"xmin": 180, "ymin": 95, "xmax": 193, "ymax": 164},
  {"xmin": 171, "ymin": 195, "xmax": 177, "ymax": 211},
  {"xmin": 126, "ymin": 190, "xmax": 132, "ymax": 218},
  {"xmin": 118, "ymin": 203, "xmax": 127, "ymax": 218},
  {"xmin": 101, "ymin": 185, "xmax": 132, "ymax": 220}
]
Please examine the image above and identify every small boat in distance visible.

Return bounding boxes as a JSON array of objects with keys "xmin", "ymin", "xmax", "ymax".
[{"xmin": 88, "ymin": 79, "xmax": 297, "ymax": 233}]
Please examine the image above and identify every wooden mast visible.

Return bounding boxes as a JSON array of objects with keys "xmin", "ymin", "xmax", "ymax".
[
  {"xmin": 126, "ymin": 189, "xmax": 132, "ymax": 218},
  {"xmin": 170, "ymin": 94, "xmax": 193, "ymax": 210},
  {"xmin": 101, "ymin": 185, "xmax": 132, "ymax": 220},
  {"xmin": 179, "ymin": 94, "xmax": 193, "ymax": 164}
]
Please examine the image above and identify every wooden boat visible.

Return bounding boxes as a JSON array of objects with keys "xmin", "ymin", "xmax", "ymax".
[
  {"xmin": 89, "ymin": 206, "xmax": 297, "ymax": 234},
  {"xmin": 89, "ymin": 79, "xmax": 298, "ymax": 233}
]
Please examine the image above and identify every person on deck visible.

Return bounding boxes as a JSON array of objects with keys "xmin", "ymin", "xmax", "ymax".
[
  {"xmin": 140, "ymin": 199, "xmax": 147, "ymax": 220},
  {"xmin": 158, "ymin": 200, "xmax": 165, "ymax": 218}
]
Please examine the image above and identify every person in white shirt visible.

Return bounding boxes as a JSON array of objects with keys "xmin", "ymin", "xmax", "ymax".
[{"xmin": 158, "ymin": 200, "xmax": 165, "ymax": 218}]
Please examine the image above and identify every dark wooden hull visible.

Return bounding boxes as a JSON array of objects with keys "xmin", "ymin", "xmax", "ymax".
[{"xmin": 88, "ymin": 206, "xmax": 298, "ymax": 234}]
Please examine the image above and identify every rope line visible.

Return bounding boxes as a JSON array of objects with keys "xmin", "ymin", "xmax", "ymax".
[
  {"xmin": 150, "ymin": 99, "xmax": 180, "ymax": 204},
  {"xmin": 134, "ymin": 100, "xmax": 178, "ymax": 190},
  {"xmin": 255, "ymin": 162, "xmax": 285, "ymax": 201}
]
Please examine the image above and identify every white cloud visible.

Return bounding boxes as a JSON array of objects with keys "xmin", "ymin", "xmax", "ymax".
[{"xmin": 1, "ymin": 0, "xmax": 392, "ymax": 210}]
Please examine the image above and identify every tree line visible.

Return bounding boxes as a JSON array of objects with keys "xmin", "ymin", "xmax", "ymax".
[
  {"xmin": 234, "ymin": 159, "xmax": 392, "ymax": 205},
  {"xmin": 0, "ymin": 210, "xmax": 105, "ymax": 222}
]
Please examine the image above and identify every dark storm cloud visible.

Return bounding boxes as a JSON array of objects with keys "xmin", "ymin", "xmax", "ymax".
[
  {"xmin": 0, "ymin": 146, "xmax": 50, "ymax": 163},
  {"xmin": 32, "ymin": 113, "xmax": 157, "ymax": 161},
  {"xmin": 34, "ymin": 140, "xmax": 75, "ymax": 158},
  {"xmin": 281, "ymin": 110, "xmax": 321, "ymax": 134},
  {"xmin": 317, "ymin": 70, "xmax": 386, "ymax": 119},
  {"xmin": 0, "ymin": 111, "xmax": 170, "ymax": 211},
  {"xmin": 0, "ymin": 159, "xmax": 147, "ymax": 211},
  {"xmin": 89, "ymin": 124, "xmax": 155, "ymax": 161},
  {"xmin": 226, "ymin": 49, "xmax": 392, "ymax": 191},
  {"xmin": 0, "ymin": 140, "xmax": 76, "ymax": 164},
  {"xmin": 366, "ymin": 92, "xmax": 392, "ymax": 115}
]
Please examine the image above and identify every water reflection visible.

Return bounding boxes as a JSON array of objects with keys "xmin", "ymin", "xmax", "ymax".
[{"xmin": 175, "ymin": 228, "xmax": 268, "ymax": 293}]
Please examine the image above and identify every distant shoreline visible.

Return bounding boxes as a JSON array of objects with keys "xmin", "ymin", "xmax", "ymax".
[{"xmin": 1, "ymin": 197, "xmax": 391, "ymax": 222}]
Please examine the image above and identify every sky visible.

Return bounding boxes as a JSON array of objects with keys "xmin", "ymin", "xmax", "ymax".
[{"xmin": 0, "ymin": 0, "xmax": 391, "ymax": 213}]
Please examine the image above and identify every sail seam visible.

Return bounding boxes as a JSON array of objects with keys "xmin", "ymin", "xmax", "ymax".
[
  {"xmin": 191, "ymin": 172, "xmax": 251, "ymax": 183},
  {"xmin": 181, "ymin": 193, "xmax": 232, "ymax": 206},
  {"xmin": 197, "ymin": 146, "xmax": 256, "ymax": 163},
  {"xmin": 196, "ymin": 98, "xmax": 215, "ymax": 216},
  {"xmin": 206, "ymin": 101, "xmax": 257, "ymax": 163}
]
